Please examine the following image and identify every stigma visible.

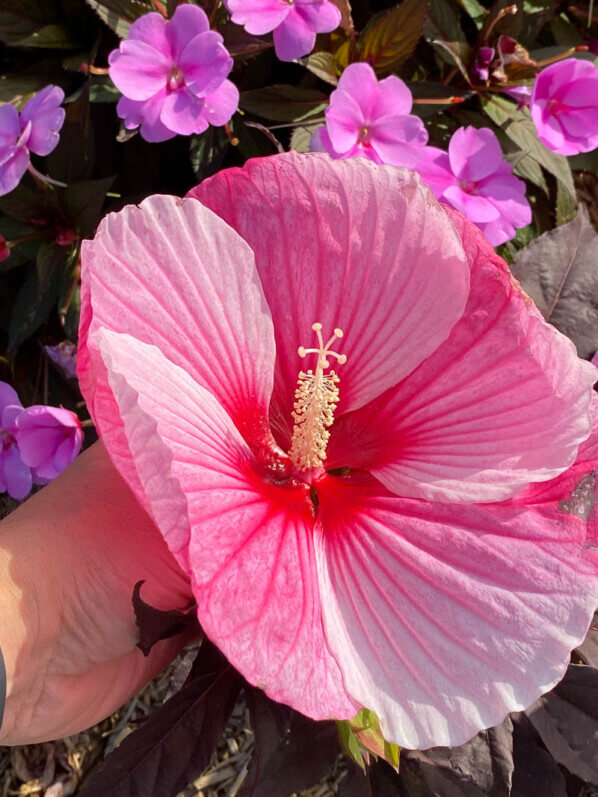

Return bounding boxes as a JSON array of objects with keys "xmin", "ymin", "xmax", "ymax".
[{"xmin": 289, "ymin": 323, "xmax": 347, "ymax": 471}]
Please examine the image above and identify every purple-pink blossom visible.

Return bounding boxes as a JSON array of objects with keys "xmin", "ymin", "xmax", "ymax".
[
  {"xmin": 0, "ymin": 380, "xmax": 82, "ymax": 498},
  {"xmin": 225, "ymin": 0, "xmax": 340, "ymax": 62},
  {"xmin": 417, "ymin": 126, "xmax": 531, "ymax": 246},
  {"xmin": 530, "ymin": 58, "xmax": 598, "ymax": 155},
  {"xmin": 503, "ymin": 84, "xmax": 531, "ymax": 108},
  {"xmin": 473, "ymin": 47, "xmax": 495, "ymax": 82},
  {"xmin": 45, "ymin": 341, "xmax": 78, "ymax": 381},
  {"xmin": 16, "ymin": 406, "xmax": 83, "ymax": 482},
  {"xmin": 0, "ymin": 85, "xmax": 65, "ymax": 197},
  {"xmin": 310, "ymin": 63, "xmax": 428, "ymax": 168},
  {"xmin": 109, "ymin": 5, "xmax": 238, "ymax": 142}
]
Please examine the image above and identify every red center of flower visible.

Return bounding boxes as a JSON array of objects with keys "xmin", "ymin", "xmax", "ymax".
[
  {"xmin": 358, "ymin": 126, "xmax": 372, "ymax": 146},
  {"xmin": 460, "ymin": 180, "xmax": 477, "ymax": 194},
  {"xmin": 0, "ymin": 429, "xmax": 16, "ymax": 451},
  {"xmin": 167, "ymin": 67, "xmax": 185, "ymax": 91},
  {"xmin": 548, "ymin": 98, "xmax": 567, "ymax": 116}
]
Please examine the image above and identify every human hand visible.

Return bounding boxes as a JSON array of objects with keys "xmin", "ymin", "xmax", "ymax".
[{"xmin": 0, "ymin": 442, "xmax": 194, "ymax": 745}]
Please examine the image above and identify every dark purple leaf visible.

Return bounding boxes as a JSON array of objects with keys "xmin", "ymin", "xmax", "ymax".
[
  {"xmin": 79, "ymin": 640, "xmax": 242, "ymax": 797},
  {"xmin": 511, "ymin": 716, "xmax": 567, "ymax": 797},
  {"xmin": 525, "ymin": 665, "xmax": 598, "ymax": 782},
  {"xmin": 241, "ymin": 689, "xmax": 341, "ymax": 796},
  {"xmin": 575, "ymin": 616, "xmax": 598, "ymax": 667},
  {"xmin": 402, "ymin": 717, "xmax": 514, "ymax": 797},
  {"xmin": 132, "ymin": 579, "xmax": 198, "ymax": 657}
]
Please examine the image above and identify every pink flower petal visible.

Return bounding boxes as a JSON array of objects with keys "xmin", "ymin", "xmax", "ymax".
[
  {"xmin": 0, "ymin": 146, "xmax": 29, "ymax": 197},
  {"xmin": 272, "ymin": 8, "xmax": 317, "ymax": 61},
  {"xmin": 201, "ymin": 79, "xmax": 240, "ymax": 127},
  {"xmin": 335, "ymin": 62, "xmax": 379, "ymax": 119},
  {"xmin": 2, "ymin": 445, "xmax": 31, "ymax": 500},
  {"xmin": 178, "ymin": 31, "xmax": 233, "ymax": 98},
  {"xmin": 315, "ymin": 472, "xmax": 598, "ymax": 749},
  {"xmin": 448, "ymin": 126, "xmax": 504, "ymax": 182},
  {"xmin": 97, "ymin": 329, "xmax": 357, "ymax": 719},
  {"xmin": 416, "ymin": 146, "xmax": 456, "ymax": 198},
  {"xmin": 78, "ymin": 194, "xmax": 278, "ymax": 511},
  {"xmin": 0, "ymin": 103, "xmax": 19, "ymax": 147},
  {"xmin": 109, "ymin": 39, "xmax": 171, "ymax": 101},
  {"xmin": 117, "ymin": 91, "xmax": 176, "ymax": 143},
  {"xmin": 369, "ymin": 113, "xmax": 428, "ymax": 168},
  {"xmin": 294, "ymin": 0, "xmax": 341, "ymax": 33},
  {"xmin": 167, "ymin": 3, "xmax": 210, "ymax": 59},
  {"xmin": 477, "ymin": 173, "xmax": 531, "ymax": 228},
  {"xmin": 325, "ymin": 90, "xmax": 364, "ymax": 153},
  {"xmin": 159, "ymin": 88, "xmax": 209, "ymax": 136},
  {"xmin": 328, "ymin": 208, "xmax": 596, "ymax": 503},
  {"xmin": 127, "ymin": 11, "xmax": 172, "ymax": 57},
  {"xmin": 443, "ymin": 184, "xmax": 501, "ymax": 223},
  {"xmin": 19, "ymin": 85, "xmax": 65, "ymax": 156},
  {"xmin": 190, "ymin": 153, "xmax": 470, "ymax": 447},
  {"xmin": 0, "ymin": 381, "xmax": 20, "ymax": 413},
  {"xmin": 477, "ymin": 217, "xmax": 517, "ymax": 246},
  {"xmin": 373, "ymin": 74, "xmax": 413, "ymax": 117},
  {"xmin": 225, "ymin": 0, "xmax": 290, "ymax": 36}
]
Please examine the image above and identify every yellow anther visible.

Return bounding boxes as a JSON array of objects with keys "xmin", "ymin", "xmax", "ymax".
[{"xmin": 289, "ymin": 324, "xmax": 346, "ymax": 471}]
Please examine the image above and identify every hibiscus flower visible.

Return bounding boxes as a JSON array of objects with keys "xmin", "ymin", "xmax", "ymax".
[{"xmin": 78, "ymin": 153, "xmax": 598, "ymax": 749}]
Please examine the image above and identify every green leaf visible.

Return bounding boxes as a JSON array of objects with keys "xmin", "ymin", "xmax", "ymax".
[
  {"xmin": 556, "ymin": 180, "xmax": 578, "ymax": 226},
  {"xmin": 290, "ymin": 121, "xmax": 321, "ymax": 153},
  {"xmin": 431, "ymin": 39, "xmax": 472, "ymax": 82},
  {"xmin": 189, "ymin": 128, "xmax": 229, "ymax": 182},
  {"xmin": 0, "ymin": 0, "xmax": 58, "ymax": 45},
  {"xmin": 455, "ymin": 0, "xmax": 487, "ymax": 27},
  {"xmin": 84, "ymin": 0, "xmax": 152, "ymax": 37},
  {"xmin": 60, "ymin": 177, "xmax": 116, "ymax": 237},
  {"xmin": 301, "ymin": 52, "xmax": 339, "ymax": 85},
  {"xmin": 0, "ymin": 219, "xmax": 40, "ymax": 272},
  {"xmin": 47, "ymin": 84, "xmax": 95, "ymax": 183},
  {"xmin": 89, "ymin": 76, "xmax": 121, "ymax": 103},
  {"xmin": 357, "ymin": 0, "xmax": 426, "ymax": 75},
  {"xmin": 235, "ymin": 120, "xmax": 282, "ymax": 158},
  {"xmin": 424, "ymin": 0, "xmax": 465, "ymax": 42},
  {"xmin": 15, "ymin": 23, "xmax": 79, "ymax": 48},
  {"xmin": 7, "ymin": 243, "xmax": 66, "ymax": 354},
  {"xmin": 337, "ymin": 719, "xmax": 366, "ymax": 771},
  {"xmin": 481, "ymin": 94, "xmax": 576, "ymax": 202},
  {"xmin": 239, "ymin": 85, "xmax": 328, "ymax": 122},
  {"xmin": 338, "ymin": 709, "xmax": 400, "ymax": 772}
]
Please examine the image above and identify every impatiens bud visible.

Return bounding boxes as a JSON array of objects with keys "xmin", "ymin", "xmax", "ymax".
[
  {"xmin": 473, "ymin": 47, "xmax": 495, "ymax": 82},
  {"xmin": 109, "ymin": 5, "xmax": 239, "ymax": 143},
  {"xmin": 417, "ymin": 126, "xmax": 531, "ymax": 246},
  {"xmin": 55, "ymin": 227, "xmax": 76, "ymax": 246},
  {"xmin": 0, "ymin": 85, "xmax": 65, "ymax": 197},
  {"xmin": 45, "ymin": 341, "xmax": 78, "ymax": 381},
  {"xmin": 16, "ymin": 405, "xmax": 83, "ymax": 481},
  {"xmin": 530, "ymin": 58, "xmax": 598, "ymax": 155},
  {"xmin": 0, "ymin": 381, "xmax": 30, "ymax": 500},
  {"xmin": 310, "ymin": 62, "xmax": 428, "ymax": 168}
]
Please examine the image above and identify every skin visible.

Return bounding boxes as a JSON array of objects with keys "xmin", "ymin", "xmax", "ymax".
[{"xmin": 0, "ymin": 442, "xmax": 194, "ymax": 745}]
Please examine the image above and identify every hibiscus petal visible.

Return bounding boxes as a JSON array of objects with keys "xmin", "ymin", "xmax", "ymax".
[
  {"xmin": 189, "ymin": 153, "xmax": 470, "ymax": 447},
  {"xmin": 108, "ymin": 40, "xmax": 170, "ymax": 102},
  {"xmin": 448, "ymin": 126, "xmax": 503, "ymax": 182},
  {"xmin": 328, "ymin": 209, "xmax": 596, "ymax": 502},
  {"xmin": 97, "ymin": 329, "xmax": 357, "ymax": 719},
  {"xmin": 78, "ymin": 194, "xmax": 278, "ymax": 508},
  {"xmin": 315, "ymin": 472, "xmax": 598, "ymax": 749},
  {"xmin": 272, "ymin": 9, "xmax": 317, "ymax": 61}
]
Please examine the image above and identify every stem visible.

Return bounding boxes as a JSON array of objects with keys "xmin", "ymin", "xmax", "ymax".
[
  {"xmin": 267, "ymin": 117, "xmax": 326, "ymax": 130},
  {"xmin": 27, "ymin": 164, "xmax": 67, "ymax": 189},
  {"xmin": 412, "ymin": 96, "xmax": 465, "ymax": 105},
  {"xmin": 533, "ymin": 44, "xmax": 588, "ymax": 67},
  {"xmin": 151, "ymin": 0, "xmax": 168, "ymax": 16},
  {"xmin": 481, "ymin": 3, "xmax": 517, "ymax": 44},
  {"xmin": 80, "ymin": 419, "xmax": 95, "ymax": 428},
  {"xmin": 89, "ymin": 66, "xmax": 110, "ymax": 75},
  {"xmin": 224, "ymin": 123, "xmax": 239, "ymax": 146}
]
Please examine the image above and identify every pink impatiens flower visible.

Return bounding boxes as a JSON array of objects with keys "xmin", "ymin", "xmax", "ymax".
[
  {"xmin": 0, "ymin": 85, "xmax": 65, "ymax": 197},
  {"xmin": 109, "ymin": 5, "xmax": 238, "ymax": 142},
  {"xmin": 16, "ymin": 406, "xmax": 83, "ymax": 482},
  {"xmin": 530, "ymin": 58, "xmax": 598, "ymax": 155},
  {"xmin": 78, "ymin": 153, "xmax": 598, "ymax": 749},
  {"xmin": 418, "ymin": 126, "xmax": 531, "ymax": 246},
  {"xmin": 310, "ymin": 63, "xmax": 428, "ymax": 168},
  {"xmin": 225, "ymin": 0, "xmax": 340, "ymax": 62},
  {"xmin": 0, "ymin": 382, "xmax": 31, "ymax": 500}
]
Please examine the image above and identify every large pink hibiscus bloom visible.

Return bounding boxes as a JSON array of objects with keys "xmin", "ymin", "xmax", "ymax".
[{"xmin": 78, "ymin": 153, "xmax": 598, "ymax": 749}]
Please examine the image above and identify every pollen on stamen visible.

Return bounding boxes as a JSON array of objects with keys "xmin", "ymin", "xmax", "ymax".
[{"xmin": 289, "ymin": 323, "xmax": 347, "ymax": 471}]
